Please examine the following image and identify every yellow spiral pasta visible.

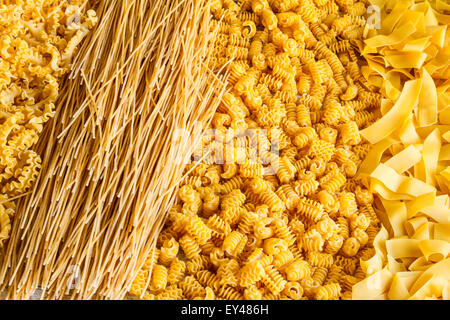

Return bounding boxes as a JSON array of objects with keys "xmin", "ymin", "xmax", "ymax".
[
  {"xmin": 130, "ymin": 0, "xmax": 385, "ymax": 301},
  {"xmin": 316, "ymin": 283, "xmax": 341, "ymax": 300}
]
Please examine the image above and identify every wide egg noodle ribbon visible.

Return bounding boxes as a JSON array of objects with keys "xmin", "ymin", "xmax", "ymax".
[
  {"xmin": 402, "ymin": 36, "xmax": 431, "ymax": 52},
  {"xmin": 380, "ymin": 0, "xmax": 414, "ymax": 34},
  {"xmin": 422, "ymin": 128, "xmax": 441, "ymax": 186},
  {"xmin": 435, "ymin": 0, "xmax": 450, "ymax": 12},
  {"xmin": 361, "ymin": 79, "xmax": 423, "ymax": 144},
  {"xmin": 387, "ymin": 254, "xmax": 407, "ymax": 274},
  {"xmin": 360, "ymin": 253, "xmax": 385, "ymax": 276},
  {"xmin": 405, "ymin": 216, "xmax": 430, "ymax": 237},
  {"xmin": 439, "ymin": 144, "xmax": 450, "ymax": 160},
  {"xmin": 421, "ymin": 195, "xmax": 450, "ymax": 224},
  {"xmin": 357, "ymin": 138, "xmax": 396, "ymax": 178},
  {"xmin": 433, "ymin": 223, "xmax": 450, "ymax": 242},
  {"xmin": 396, "ymin": 115, "xmax": 422, "ymax": 144},
  {"xmin": 384, "ymin": 144, "xmax": 422, "ymax": 174},
  {"xmin": 411, "ymin": 222, "xmax": 431, "ymax": 240},
  {"xmin": 418, "ymin": 240, "xmax": 450, "ymax": 262},
  {"xmin": 408, "ymin": 256, "xmax": 435, "ymax": 271},
  {"xmin": 386, "ymin": 238, "xmax": 422, "ymax": 258},
  {"xmin": 370, "ymin": 163, "xmax": 436, "ymax": 198},
  {"xmin": 384, "ymin": 51, "xmax": 428, "ymax": 69},
  {"xmin": 418, "ymin": 68, "xmax": 438, "ymax": 127},
  {"xmin": 370, "ymin": 179, "xmax": 415, "ymax": 201},
  {"xmin": 380, "ymin": 199, "xmax": 407, "ymax": 238},
  {"xmin": 388, "ymin": 271, "xmax": 423, "ymax": 300},
  {"xmin": 439, "ymin": 107, "xmax": 450, "ymax": 125},
  {"xmin": 365, "ymin": 21, "xmax": 417, "ymax": 48},
  {"xmin": 352, "ymin": 267, "xmax": 393, "ymax": 300},
  {"xmin": 409, "ymin": 258, "xmax": 450, "ymax": 299}
]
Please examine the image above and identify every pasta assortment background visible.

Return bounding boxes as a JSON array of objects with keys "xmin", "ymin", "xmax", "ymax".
[{"xmin": 0, "ymin": 0, "xmax": 448, "ymax": 300}]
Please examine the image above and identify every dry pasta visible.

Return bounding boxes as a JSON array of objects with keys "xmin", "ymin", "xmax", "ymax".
[
  {"xmin": 352, "ymin": 0, "xmax": 450, "ymax": 301},
  {"xmin": 129, "ymin": 0, "xmax": 383, "ymax": 300}
]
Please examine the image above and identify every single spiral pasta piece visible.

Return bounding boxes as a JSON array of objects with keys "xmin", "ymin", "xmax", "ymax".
[
  {"xmin": 218, "ymin": 176, "xmax": 244, "ymax": 194},
  {"xmin": 307, "ymin": 252, "xmax": 334, "ymax": 268},
  {"xmin": 159, "ymin": 238, "xmax": 180, "ymax": 266},
  {"xmin": 341, "ymin": 237, "xmax": 360, "ymax": 257},
  {"xmin": 315, "ymin": 283, "xmax": 341, "ymax": 300},
  {"xmin": 179, "ymin": 234, "xmax": 202, "ymax": 259},
  {"xmin": 261, "ymin": 8, "xmax": 278, "ymax": 30},
  {"xmin": 338, "ymin": 191, "xmax": 358, "ymax": 218},
  {"xmin": 221, "ymin": 189, "xmax": 246, "ymax": 210},
  {"xmin": 297, "ymin": 73, "xmax": 312, "ymax": 94},
  {"xmin": 217, "ymin": 286, "xmax": 244, "ymax": 300},
  {"xmin": 262, "ymin": 264, "xmax": 287, "ymax": 294},
  {"xmin": 322, "ymin": 101, "xmax": 344, "ymax": 126},
  {"xmin": 185, "ymin": 216, "xmax": 212, "ymax": 245},
  {"xmin": 278, "ymin": 184, "xmax": 300, "ymax": 210},
  {"xmin": 283, "ymin": 281, "xmax": 304, "ymax": 300},
  {"xmin": 179, "ymin": 276, "xmax": 206, "ymax": 299},
  {"xmin": 150, "ymin": 264, "xmax": 168, "ymax": 292},
  {"xmin": 195, "ymin": 270, "xmax": 221, "ymax": 292},
  {"xmin": 167, "ymin": 258, "xmax": 186, "ymax": 285},
  {"xmin": 220, "ymin": 207, "xmax": 242, "ymax": 228},
  {"xmin": 293, "ymin": 156, "xmax": 311, "ymax": 173},
  {"xmin": 308, "ymin": 139, "xmax": 335, "ymax": 162},
  {"xmin": 354, "ymin": 110, "xmax": 376, "ymax": 128},
  {"xmin": 296, "ymin": 0, "xmax": 319, "ymax": 23},
  {"xmin": 223, "ymin": 231, "xmax": 248, "ymax": 257},
  {"xmin": 293, "ymin": 127, "xmax": 318, "ymax": 149},
  {"xmin": 217, "ymin": 258, "xmax": 240, "ymax": 286},
  {"xmin": 325, "ymin": 264, "xmax": 343, "ymax": 285},
  {"xmin": 272, "ymin": 218, "xmax": 296, "ymax": 246},
  {"xmin": 341, "ymin": 274, "xmax": 360, "ymax": 291},
  {"xmin": 284, "ymin": 259, "xmax": 311, "ymax": 281},
  {"xmin": 321, "ymin": 171, "xmax": 346, "ymax": 193},
  {"xmin": 238, "ymin": 209, "xmax": 257, "ymax": 234},
  {"xmin": 312, "ymin": 266, "xmax": 328, "ymax": 285},
  {"xmin": 324, "ymin": 234, "xmax": 344, "ymax": 255},
  {"xmin": 186, "ymin": 255, "xmax": 211, "ymax": 275},
  {"xmin": 297, "ymin": 198, "xmax": 324, "ymax": 222},
  {"xmin": 239, "ymin": 260, "xmax": 266, "ymax": 287},
  {"xmin": 277, "ymin": 156, "xmax": 296, "ymax": 184},
  {"xmin": 340, "ymin": 121, "xmax": 361, "ymax": 145},
  {"xmin": 276, "ymin": 12, "xmax": 301, "ymax": 27},
  {"xmin": 293, "ymin": 178, "xmax": 319, "ymax": 196},
  {"xmin": 259, "ymin": 72, "xmax": 283, "ymax": 92}
]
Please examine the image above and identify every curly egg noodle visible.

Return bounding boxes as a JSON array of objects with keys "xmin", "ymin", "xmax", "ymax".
[{"xmin": 0, "ymin": 1, "xmax": 96, "ymax": 245}]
